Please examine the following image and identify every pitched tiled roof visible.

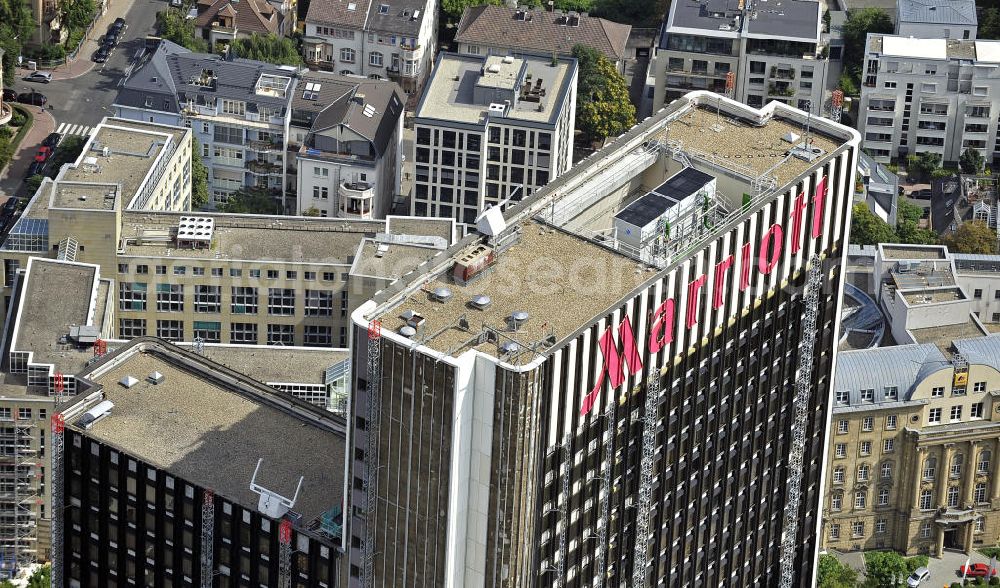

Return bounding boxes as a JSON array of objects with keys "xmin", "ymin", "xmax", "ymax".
[
  {"xmin": 305, "ymin": 0, "xmax": 371, "ymax": 28},
  {"xmin": 455, "ymin": 5, "xmax": 631, "ymax": 62},
  {"xmin": 195, "ymin": 0, "xmax": 281, "ymax": 35},
  {"xmin": 365, "ymin": 0, "xmax": 428, "ymax": 37}
]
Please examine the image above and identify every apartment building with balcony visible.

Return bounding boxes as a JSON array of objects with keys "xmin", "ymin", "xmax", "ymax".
[
  {"xmin": 650, "ymin": 0, "xmax": 829, "ymax": 113},
  {"xmin": 858, "ymin": 35, "xmax": 1000, "ymax": 165},
  {"xmin": 113, "ymin": 40, "xmax": 297, "ymax": 211},
  {"xmin": 302, "ymin": 0, "xmax": 436, "ymax": 94},
  {"xmin": 896, "ymin": 0, "xmax": 977, "ymax": 40},
  {"xmin": 289, "ymin": 71, "xmax": 404, "ymax": 219},
  {"xmin": 454, "ymin": 6, "xmax": 631, "ymax": 73},
  {"xmin": 411, "ymin": 52, "xmax": 577, "ymax": 227}
]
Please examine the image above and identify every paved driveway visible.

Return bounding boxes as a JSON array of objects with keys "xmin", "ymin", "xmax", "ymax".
[{"xmin": 828, "ymin": 549, "xmax": 993, "ymax": 586}]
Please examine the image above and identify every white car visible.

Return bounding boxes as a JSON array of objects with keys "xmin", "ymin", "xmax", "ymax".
[
  {"xmin": 906, "ymin": 566, "xmax": 930, "ymax": 587},
  {"xmin": 170, "ymin": 0, "xmax": 182, "ymax": 6},
  {"xmin": 24, "ymin": 71, "xmax": 52, "ymax": 83}
]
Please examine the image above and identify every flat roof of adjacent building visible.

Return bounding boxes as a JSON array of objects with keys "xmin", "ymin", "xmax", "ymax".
[
  {"xmin": 881, "ymin": 244, "xmax": 948, "ymax": 260},
  {"xmin": 351, "ymin": 239, "xmax": 445, "ymax": 280},
  {"xmin": 58, "ymin": 120, "xmax": 187, "ymax": 209},
  {"xmin": 415, "ymin": 52, "xmax": 574, "ymax": 126},
  {"xmin": 188, "ymin": 344, "xmax": 349, "ymax": 386},
  {"xmin": 116, "ymin": 213, "xmax": 455, "ymax": 265},
  {"xmin": 898, "ymin": 0, "xmax": 976, "ymax": 26},
  {"xmin": 902, "ymin": 287, "xmax": 964, "ymax": 305},
  {"xmin": 911, "ymin": 318, "xmax": 986, "ymax": 355},
  {"xmin": 870, "ymin": 35, "xmax": 994, "ymax": 62},
  {"xmin": 76, "ymin": 342, "xmax": 345, "ymax": 522},
  {"xmin": 11, "ymin": 259, "xmax": 103, "ymax": 374},
  {"xmin": 51, "ymin": 182, "xmax": 119, "ymax": 211},
  {"xmin": 666, "ymin": 0, "xmax": 820, "ymax": 41},
  {"xmin": 743, "ymin": 0, "xmax": 820, "ymax": 41},
  {"xmin": 667, "ymin": 0, "xmax": 742, "ymax": 36}
]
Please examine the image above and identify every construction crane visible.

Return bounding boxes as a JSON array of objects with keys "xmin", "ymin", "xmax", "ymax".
[
  {"xmin": 201, "ymin": 490, "xmax": 214, "ymax": 588},
  {"xmin": 364, "ymin": 320, "xmax": 383, "ymax": 588},
  {"xmin": 632, "ymin": 371, "xmax": 662, "ymax": 588},
  {"xmin": 50, "ymin": 413, "xmax": 65, "ymax": 588},
  {"xmin": 778, "ymin": 255, "xmax": 823, "ymax": 588}
]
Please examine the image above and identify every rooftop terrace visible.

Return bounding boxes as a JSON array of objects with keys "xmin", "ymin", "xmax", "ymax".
[
  {"xmin": 882, "ymin": 245, "xmax": 948, "ymax": 260},
  {"xmin": 77, "ymin": 343, "xmax": 345, "ymax": 523}
]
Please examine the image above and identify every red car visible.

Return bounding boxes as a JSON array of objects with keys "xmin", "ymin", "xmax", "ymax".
[
  {"xmin": 33, "ymin": 146, "xmax": 52, "ymax": 163},
  {"xmin": 961, "ymin": 563, "xmax": 997, "ymax": 577}
]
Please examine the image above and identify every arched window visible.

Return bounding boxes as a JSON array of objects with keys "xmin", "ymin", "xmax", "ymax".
[
  {"xmin": 919, "ymin": 489, "xmax": 933, "ymax": 510},
  {"xmin": 951, "ymin": 453, "xmax": 964, "ymax": 477},
  {"xmin": 978, "ymin": 450, "xmax": 991, "ymax": 474},
  {"xmin": 881, "ymin": 461, "xmax": 892, "ymax": 479},
  {"xmin": 975, "ymin": 482, "xmax": 988, "ymax": 504},
  {"xmin": 948, "ymin": 486, "xmax": 960, "ymax": 507},
  {"xmin": 369, "ymin": 51, "xmax": 384, "ymax": 67},
  {"xmin": 923, "ymin": 457, "xmax": 936, "ymax": 480},
  {"xmin": 857, "ymin": 464, "xmax": 870, "ymax": 481}
]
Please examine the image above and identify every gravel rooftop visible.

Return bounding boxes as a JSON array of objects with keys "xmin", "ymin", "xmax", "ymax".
[{"xmin": 81, "ymin": 350, "xmax": 345, "ymax": 521}]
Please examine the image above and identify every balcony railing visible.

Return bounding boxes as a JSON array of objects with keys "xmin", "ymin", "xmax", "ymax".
[
  {"xmin": 246, "ymin": 160, "xmax": 282, "ymax": 176},
  {"xmin": 249, "ymin": 139, "xmax": 282, "ymax": 152}
]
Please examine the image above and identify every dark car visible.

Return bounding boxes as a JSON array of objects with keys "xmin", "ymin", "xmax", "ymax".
[
  {"xmin": 42, "ymin": 133, "xmax": 61, "ymax": 148},
  {"xmin": 1, "ymin": 88, "xmax": 16, "ymax": 102},
  {"xmin": 108, "ymin": 18, "xmax": 126, "ymax": 39},
  {"xmin": 94, "ymin": 46, "xmax": 111, "ymax": 63},
  {"xmin": 17, "ymin": 92, "xmax": 46, "ymax": 106},
  {"xmin": 25, "ymin": 161, "xmax": 44, "ymax": 177},
  {"xmin": 3, "ymin": 198, "xmax": 18, "ymax": 215}
]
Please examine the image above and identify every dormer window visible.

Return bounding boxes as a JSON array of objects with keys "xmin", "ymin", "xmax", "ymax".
[{"xmin": 378, "ymin": 3, "xmax": 388, "ymax": 13}]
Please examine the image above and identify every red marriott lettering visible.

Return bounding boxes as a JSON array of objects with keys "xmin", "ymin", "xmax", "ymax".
[{"xmin": 580, "ymin": 176, "xmax": 828, "ymax": 415}]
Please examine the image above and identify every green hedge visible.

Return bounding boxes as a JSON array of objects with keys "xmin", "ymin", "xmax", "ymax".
[{"xmin": 0, "ymin": 104, "xmax": 34, "ymax": 172}]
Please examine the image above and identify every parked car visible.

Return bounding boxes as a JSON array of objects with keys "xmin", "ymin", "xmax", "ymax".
[
  {"xmin": 25, "ymin": 161, "xmax": 44, "ymax": 177},
  {"xmin": 94, "ymin": 46, "xmax": 111, "ymax": 63},
  {"xmin": 34, "ymin": 146, "xmax": 52, "ymax": 163},
  {"xmin": 23, "ymin": 71, "xmax": 52, "ymax": 83},
  {"xmin": 960, "ymin": 563, "xmax": 997, "ymax": 577},
  {"xmin": 906, "ymin": 566, "xmax": 929, "ymax": 587},
  {"xmin": 2, "ymin": 88, "xmax": 16, "ymax": 102},
  {"xmin": 108, "ymin": 17, "xmax": 126, "ymax": 36},
  {"xmin": 17, "ymin": 92, "xmax": 46, "ymax": 106},
  {"xmin": 42, "ymin": 133, "xmax": 61, "ymax": 148},
  {"xmin": 911, "ymin": 188, "xmax": 932, "ymax": 199},
  {"xmin": 170, "ymin": 0, "xmax": 182, "ymax": 6},
  {"xmin": 3, "ymin": 198, "xmax": 19, "ymax": 215}
]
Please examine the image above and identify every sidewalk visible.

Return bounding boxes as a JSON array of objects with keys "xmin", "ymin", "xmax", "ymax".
[
  {"xmin": 0, "ymin": 109, "xmax": 56, "ymax": 199},
  {"xmin": 20, "ymin": 0, "xmax": 138, "ymax": 81}
]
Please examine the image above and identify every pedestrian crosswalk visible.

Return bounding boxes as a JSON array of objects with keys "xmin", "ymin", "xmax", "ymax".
[{"xmin": 54, "ymin": 123, "xmax": 93, "ymax": 139}]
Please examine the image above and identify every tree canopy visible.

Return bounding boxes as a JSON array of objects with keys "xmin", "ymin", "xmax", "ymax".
[
  {"xmin": 157, "ymin": 8, "xmax": 208, "ymax": 52},
  {"xmin": 27, "ymin": 565, "xmax": 51, "ymax": 588},
  {"xmin": 218, "ymin": 188, "xmax": 281, "ymax": 215},
  {"xmin": 229, "ymin": 34, "xmax": 303, "ymax": 66},
  {"xmin": 981, "ymin": 7, "xmax": 1000, "ymax": 40},
  {"xmin": 572, "ymin": 44, "xmax": 635, "ymax": 143},
  {"xmin": 943, "ymin": 220, "xmax": 997, "ymax": 254},
  {"xmin": 817, "ymin": 554, "xmax": 857, "ymax": 588},
  {"xmin": 851, "ymin": 203, "xmax": 897, "ymax": 245},
  {"xmin": 905, "ymin": 152, "xmax": 943, "ymax": 183},
  {"xmin": 960, "ymin": 147, "xmax": 986, "ymax": 175},
  {"xmin": 842, "ymin": 8, "xmax": 893, "ymax": 80},
  {"xmin": 191, "ymin": 139, "xmax": 209, "ymax": 209},
  {"xmin": 0, "ymin": 0, "xmax": 35, "ymax": 85}
]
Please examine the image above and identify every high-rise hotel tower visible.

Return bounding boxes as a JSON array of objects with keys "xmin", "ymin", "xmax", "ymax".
[{"xmin": 346, "ymin": 92, "xmax": 860, "ymax": 587}]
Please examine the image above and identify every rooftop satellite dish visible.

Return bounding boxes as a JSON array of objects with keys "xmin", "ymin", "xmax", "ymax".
[{"xmin": 249, "ymin": 458, "xmax": 303, "ymax": 519}]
